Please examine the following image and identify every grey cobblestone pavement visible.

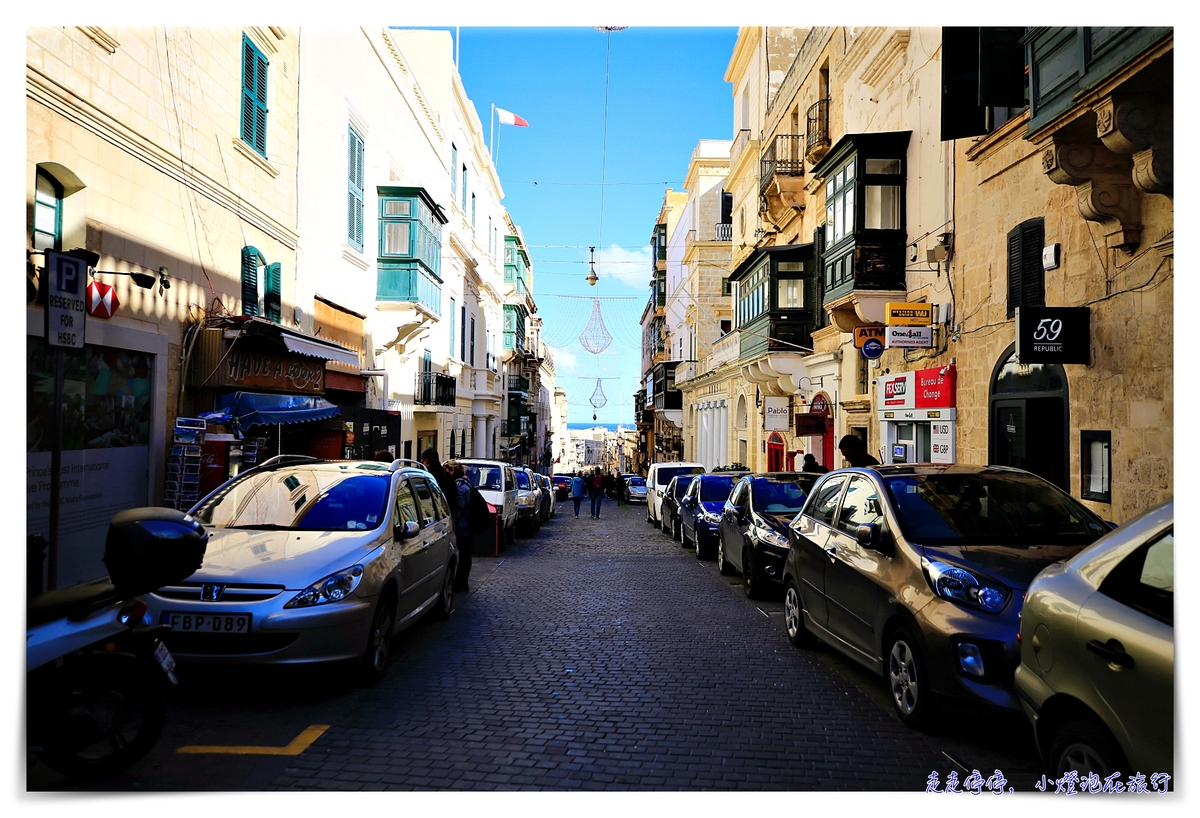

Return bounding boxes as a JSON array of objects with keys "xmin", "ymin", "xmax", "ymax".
[{"xmin": 270, "ymin": 501, "xmax": 958, "ymax": 791}]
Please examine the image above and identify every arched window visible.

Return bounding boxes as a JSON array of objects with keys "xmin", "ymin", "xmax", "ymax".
[
  {"xmin": 735, "ymin": 394, "xmax": 748, "ymax": 429},
  {"xmin": 33, "ymin": 169, "xmax": 62, "ymax": 252}
]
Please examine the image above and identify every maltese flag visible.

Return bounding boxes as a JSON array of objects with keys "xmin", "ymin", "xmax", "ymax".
[{"xmin": 495, "ymin": 107, "xmax": 529, "ymax": 127}]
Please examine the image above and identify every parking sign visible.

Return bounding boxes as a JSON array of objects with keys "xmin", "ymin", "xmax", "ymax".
[{"xmin": 44, "ymin": 250, "xmax": 87, "ymax": 349}]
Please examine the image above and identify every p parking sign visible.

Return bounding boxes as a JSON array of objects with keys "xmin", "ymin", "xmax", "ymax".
[{"xmin": 44, "ymin": 250, "xmax": 87, "ymax": 349}]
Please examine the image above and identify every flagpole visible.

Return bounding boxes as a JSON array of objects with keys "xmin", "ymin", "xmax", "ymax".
[{"xmin": 489, "ymin": 103, "xmax": 494, "ymax": 159}]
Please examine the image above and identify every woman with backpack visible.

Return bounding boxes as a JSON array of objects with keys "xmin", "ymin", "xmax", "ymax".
[{"xmin": 447, "ymin": 461, "xmax": 473, "ymax": 593}]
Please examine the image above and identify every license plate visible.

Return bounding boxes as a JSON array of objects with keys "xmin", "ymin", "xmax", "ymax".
[
  {"xmin": 154, "ymin": 641, "xmax": 176, "ymax": 674},
  {"xmin": 163, "ymin": 612, "xmax": 252, "ymax": 633}
]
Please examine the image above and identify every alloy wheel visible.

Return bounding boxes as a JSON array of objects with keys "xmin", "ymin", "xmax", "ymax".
[{"xmin": 888, "ymin": 639, "xmax": 919, "ymax": 715}]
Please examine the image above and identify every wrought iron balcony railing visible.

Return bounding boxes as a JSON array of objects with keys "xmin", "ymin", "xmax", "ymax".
[
  {"xmin": 414, "ymin": 372, "xmax": 456, "ymax": 406},
  {"xmin": 805, "ymin": 99, "xmax": 831, "ymax": 162},
  {"xmin": 508, "ymin": 374, "xmax": 530, "ymax": 393},
  {"xmin": 715, "ymin": 222, "xmax": 732, "ymax": 241},
  {"xmin": 760, "ymin": 134, "xmax": 805, "ymax": 193}
]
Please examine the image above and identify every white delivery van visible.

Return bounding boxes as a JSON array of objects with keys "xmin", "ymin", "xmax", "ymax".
[
  {"xmin": 645, "ymin": 462, "xmax": 706, "ymax": 525},
  {"xmin": 459, "ymin": 459, "xmax": 519, "ymax": 548}
]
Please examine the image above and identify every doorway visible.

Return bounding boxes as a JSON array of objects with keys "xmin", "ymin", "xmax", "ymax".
[
  {"xmin": 767, "ymin": 432, "xmax": 785, "ymax": 472},
  {"xmin": 989, "ymin": 345, "xmax": 1069, "ymax": 491}
]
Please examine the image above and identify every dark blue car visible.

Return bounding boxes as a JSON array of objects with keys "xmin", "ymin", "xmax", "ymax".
[
  {"xmin": 717, "ymin": 473, "xmax": 819, "ymax": 598},
  {"xmin": 679, "ymin": 474, "xmax": 739, "ymax": 558}
]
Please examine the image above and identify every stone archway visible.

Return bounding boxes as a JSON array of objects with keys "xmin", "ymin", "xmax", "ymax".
[{"xmin": 989, "ymin": 344, "xmax": 1070, "ymax": 491}]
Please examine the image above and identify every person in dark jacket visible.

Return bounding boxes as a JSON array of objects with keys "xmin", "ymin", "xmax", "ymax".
[
  {"xmin": 447, "ymin": 460, "xmax": 472, "ymax": 592},
  {"xmin": 837, "ymin": 434, "xmax": 881, "ymax": 468},
  {"xmin": 420, "ymin": 448, "xmax": 458, "ymax": 513},
  {"xmin": 801, "ymin": 453, "xmax": 828, "ymax": 473},
  {"xmin": 589, "ymin": 467, "xmax": 604, "ymax": 519}
]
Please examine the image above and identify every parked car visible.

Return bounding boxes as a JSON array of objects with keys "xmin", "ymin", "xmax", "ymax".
[
  {"xmin": 715, "ymin": 473, "xmax": 819, "ymax": 598},
  {"xmin": 460, "ymin": 459, "xmax": 519, "ymax": 548},
  {"xmin": 535, "ymin": 473, "xmax": 555, "ymax": 521},
  {"xmin": 142, "ymin": 457, "xmax": 458, "ymax": 682},
  {"xmin": 782, "ymin": 464, "xmax": 1110, "ymax": 727},
  {"xmin": 514, "ymin": 467, "xmax": 542, "ymax": 534},
  {"xmin": 646, "ymin": 462, "xmax": 706, "ymax": 525},
  {"xmin": 552, "ymin": 474, "xmax": 572, "ymax": 501},
  {"xmin": 624, "ymin": 475, "xmax": 647, "ymax": 504},
  {"xmin": 1015, "ymin": 498, "xmax": 1173, "ymax": 779},
  {"xmin": 678, "ymin": 473, "xmax": 742, "ymax": 557},
  {"xmin": 659, "ymin": 475, "xmax": 699, "ymax": 540}
]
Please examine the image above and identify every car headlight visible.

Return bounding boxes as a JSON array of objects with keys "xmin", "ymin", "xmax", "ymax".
[
  {"xmin": 518, "ymin": 494, "xmax": 533, "ymax": 507},
  {"xmin": 757, "ymin": 526, "xmax": 789, "ymax": 550},
  {"xmin": 699, "ymin": 510, "xmax": 721, "ymax": 526},
  {"xmin": 921, "ymin": 557, "xmax": 1008, "ymax": 613},
  {"xmin": 285, "ymin": 565, "xmax": 365, "ymax": 608}
]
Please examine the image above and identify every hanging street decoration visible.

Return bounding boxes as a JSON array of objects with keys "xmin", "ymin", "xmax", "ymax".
[
  {"xmin": 579, "ymin": 298, "xmax": 613, "ymax": 354},
  {"xmin": 86, "ymin": 279, "xmax": 120, "ymax": 319},
  {"xmin": 589, "ymin": 379, "xmax": 608, "ymax": 421}
]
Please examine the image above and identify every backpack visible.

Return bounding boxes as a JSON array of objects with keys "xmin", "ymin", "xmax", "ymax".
[{"xmin": 458, "ymin": 477, "xmax": 492, "ymax": 535}]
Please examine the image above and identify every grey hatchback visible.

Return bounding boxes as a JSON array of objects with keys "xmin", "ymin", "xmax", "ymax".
[{"xmin": 783, "ymin": 464, "xmax": 1109, "ymax": 727}]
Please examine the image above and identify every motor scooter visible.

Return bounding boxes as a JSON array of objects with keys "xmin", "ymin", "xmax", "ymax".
[{"xmin": 27, "ymin": 507, "xmax": 207, "ymax": 778}]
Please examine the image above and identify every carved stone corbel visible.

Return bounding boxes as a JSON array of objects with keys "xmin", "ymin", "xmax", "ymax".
[
  {"xmin": 1043, "ymin": 139, "xmax": 1142, "ymax": 252},
  {"xmin": 1093, "ymin": 95, "xmax": 1173, "ymax": 198}
]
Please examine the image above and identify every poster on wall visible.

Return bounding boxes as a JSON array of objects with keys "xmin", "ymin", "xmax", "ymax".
[{"xmin": 763, "ymin": 396, "xmax": 791, "ymax": 431}]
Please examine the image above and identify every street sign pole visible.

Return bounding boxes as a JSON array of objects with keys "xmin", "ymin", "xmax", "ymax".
[{"xmin": 43, "ymin": 249, "xmax": 89, "ymax": 590}]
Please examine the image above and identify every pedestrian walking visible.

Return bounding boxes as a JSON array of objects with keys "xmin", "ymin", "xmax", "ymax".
[
  {"xmin": 420, "ymin": 448, "xmax": 459, "ymax": 512},
  {"xmin": 613, "ymin": 470, "xmax": 624, "ymax": 505},
  {"xmin": 801, "ymin": 453, "xmax": 829, "ymax": 474},
  {"xmin": 447, "ymin": 460, "xmax": 472, "ymax": 592},
  {"xmin": 837, "ymin": 434, "xmax": 881, "ymax": 468},
  {"xmin": 589, "ymin": 467, "xmax": 604, "ymax": 519},
  {"xmin": 570, "ymin": 471, "xmax": 586, "ymax": 517}
]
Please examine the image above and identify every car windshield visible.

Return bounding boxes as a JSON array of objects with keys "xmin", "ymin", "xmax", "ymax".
[
  {"xmin": 671, "ymin": 476, "xmax": 697, "ymax": 498},
  {"xmin": 193, "ymin": 466, "xmax": 390, "ymax": 531},
  {"xmin": 465, "ymin": 465, "xmax": 503, "ymax": 491},
  {"xmin": 628, "ymin": 477, "xmax": 645, "ymax": 487},
  {"xmin": 515, "ymin": 471, "xmax": 531, "ymax": 490},
  {"xmin": 657, "ymin": 466, "xmax": 704, "ymax": 487},
  {"xmin": 699, "ymin": 476, "xmax": 736, "ymax": 502},
  {"xmin": 882, "ymin": 471, "xmax": 1110, "ymax": 546},
  {"xmin": 752, "ymin": 478, "xmax": 812, "ymax": 513}
]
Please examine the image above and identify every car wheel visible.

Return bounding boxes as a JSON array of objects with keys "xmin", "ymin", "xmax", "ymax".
[
  {"xmin": 886, "ymin": 628, "xmax": 931, "ymax": 728},
  {"xmin": 717, "ymin": 535, "xmax": 735, "ymax": 575},
  {"xmin": 743, "ymin": 548, "xmax": 763, "ymax": 599},
  {"xmin": 784, "ymin": 581, "xmax": 818, "ymax": 648},
  {"xmin": 1048, "ymin": 720, "xmax": 1128, "ymax": 779},
  {"xmin": 362, "ymin": 595, "xmax": 395, "ymax": 684},
  {"xmin": 680, "ymin": 522, "xmax": 691, "ymax": 549},
  {"xmin": 434, "ymin": 562, "xmax": 455, "ymax": 621},
  {"xmin": 672, "ymin": 517, "xmax": 682, "ymax": 541}
]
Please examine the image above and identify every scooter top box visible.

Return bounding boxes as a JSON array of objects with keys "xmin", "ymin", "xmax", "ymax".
[{"xmin": 103, "ymin": 508, "xmax": 208, "ymax": 597}]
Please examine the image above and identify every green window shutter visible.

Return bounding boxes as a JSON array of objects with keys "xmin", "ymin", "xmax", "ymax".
[
  {"xmin": 241, "ymin": 246, "xmax": 261, "ymax": 316},
  {"xmin": 241, "ymin": 36, "xmax": 268, "ymax": 157},
  {"xmin": 348, "ymin": 126, "xmax": 364, "ymax": 251},
  {"xmin": 265, "ymin": 262, "xmax": 282, "ymax": 323},
  {"xmin": 450, "ymin": 145, "xmax": 457, "ymax": 199}
]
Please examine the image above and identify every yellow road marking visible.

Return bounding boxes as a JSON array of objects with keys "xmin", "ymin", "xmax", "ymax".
[{"xmin": 176, "ymin": 724, "xmax": 330, "ymax": 756}]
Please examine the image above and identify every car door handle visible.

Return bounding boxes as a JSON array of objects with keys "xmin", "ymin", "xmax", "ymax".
[
  {"xmin": 1086, "ymin": 638, "xmax": 1135, "ymax": 669},
  {"xmin": 824, "ymin": 545, "xmax": 837, "ymax": 560}
]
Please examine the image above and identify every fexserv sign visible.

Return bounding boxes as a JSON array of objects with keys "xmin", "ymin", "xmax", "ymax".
[{"xmin": 878, "ymin": 366, "xmax": 956, "ymax": 415}]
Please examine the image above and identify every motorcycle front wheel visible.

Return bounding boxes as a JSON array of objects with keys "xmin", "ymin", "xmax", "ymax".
[{"xmin": 31, "ymin": 651, "xmax": 166, "ymax": 778}]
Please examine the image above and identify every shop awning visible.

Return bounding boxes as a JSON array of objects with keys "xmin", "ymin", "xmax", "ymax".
[
  {"xmin": 279, "ymin": 333, "xmax": 360, "ymax": 367},
  {"xmin": 221, "ymin": 391, "xmax": 342, "ymax": 428}
]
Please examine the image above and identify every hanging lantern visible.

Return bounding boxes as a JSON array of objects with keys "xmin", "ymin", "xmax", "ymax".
[{"xmin": 586, "ymin": 246, "xmax": 599, "ymax": 286}]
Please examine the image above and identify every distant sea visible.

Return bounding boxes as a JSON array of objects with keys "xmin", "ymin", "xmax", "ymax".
[{"xmin": 566, "ymin": 423, "xmax": 631, "ymax": 433}]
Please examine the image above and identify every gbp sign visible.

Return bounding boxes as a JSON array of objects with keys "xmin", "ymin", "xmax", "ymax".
[{"xmin": 44, "ymin": 249, "xmax": 87, "ymax": 349}]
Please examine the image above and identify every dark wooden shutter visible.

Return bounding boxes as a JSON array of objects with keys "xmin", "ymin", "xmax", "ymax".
[
  {"xmin": 978, "ymin": 27, "xmax": 1027, "ymax": 108},
  {"xmin": 241, "ymin": 246, "xmax": 260, "ymax": 316},
  {"xmin": 941, "ymin": 27, "xmax": 988, "ymax": 141},
  {"xmin": 265, "ymin": 262, "xmax": 282, "ymax": 323},
  {"xmin": 720, "ymin": 191, "xmax": 733, "ymax": 224},
  {"xmin": 1007, "ymin": 219, "xmax": 1044, "ymax": 317}
]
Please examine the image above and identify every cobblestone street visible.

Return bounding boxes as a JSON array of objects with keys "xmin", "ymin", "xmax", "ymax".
[{"xmin": 266, "ymin": 501, "xmax": 976, "ymax": 791}]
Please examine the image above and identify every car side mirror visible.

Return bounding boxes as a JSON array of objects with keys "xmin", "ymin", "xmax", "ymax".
[
  {"xmin": 856, "ymin": 523, "xmax": 893, "ymax": 556},
  {"xmin": 395, "ymin": 520, "xmax": 420, "ymax": 540}
]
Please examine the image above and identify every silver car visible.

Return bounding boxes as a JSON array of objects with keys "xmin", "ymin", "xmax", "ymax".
[
  {"xmin": 141, "ymin": 457, "xmax": 458, "ymax": 683},
  {"xmin": 514, "ymin": 466, "xmax": 542, "ymax": 534},
  {"xmin": 535, "ymin": 473, "xmax": 555, "ymax": 521}
]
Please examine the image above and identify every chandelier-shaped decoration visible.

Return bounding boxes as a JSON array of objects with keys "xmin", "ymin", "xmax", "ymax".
[
  {"xmin": 578, "ymin": 298, "xmax": 612, "ymax": 354},
  {"xmin": 589, "ymin": 379, "xmax": 607, "ymax": 421}
]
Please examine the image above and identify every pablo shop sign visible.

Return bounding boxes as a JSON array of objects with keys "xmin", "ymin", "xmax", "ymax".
[{"xmin": 880, "ymin": 366, "xmax": 956, "ymax": 410}]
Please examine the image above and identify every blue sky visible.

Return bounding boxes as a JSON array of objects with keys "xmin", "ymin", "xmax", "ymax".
[{"xmin": 438, "ymin": 26, "xmax": 738, "ymax": 425}]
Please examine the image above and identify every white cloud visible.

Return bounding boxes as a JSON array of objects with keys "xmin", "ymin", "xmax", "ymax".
[
  {"xmin": 595, "ymin": 243, "xmax": 653, "ymax": 290},
  {"xmin": 549, "ymin": 346, "xmax": 577, "ymax": 371}
]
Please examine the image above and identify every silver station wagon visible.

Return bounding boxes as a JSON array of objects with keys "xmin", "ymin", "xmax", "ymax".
[{"xmin": 141, "ymin": 456, "xmax": 459, "ymax": 682}]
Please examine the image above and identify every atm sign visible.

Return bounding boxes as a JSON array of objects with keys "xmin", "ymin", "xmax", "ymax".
[{"xmin": 853, "ymin": 324, "xmax": 886, "ymax": 349}]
